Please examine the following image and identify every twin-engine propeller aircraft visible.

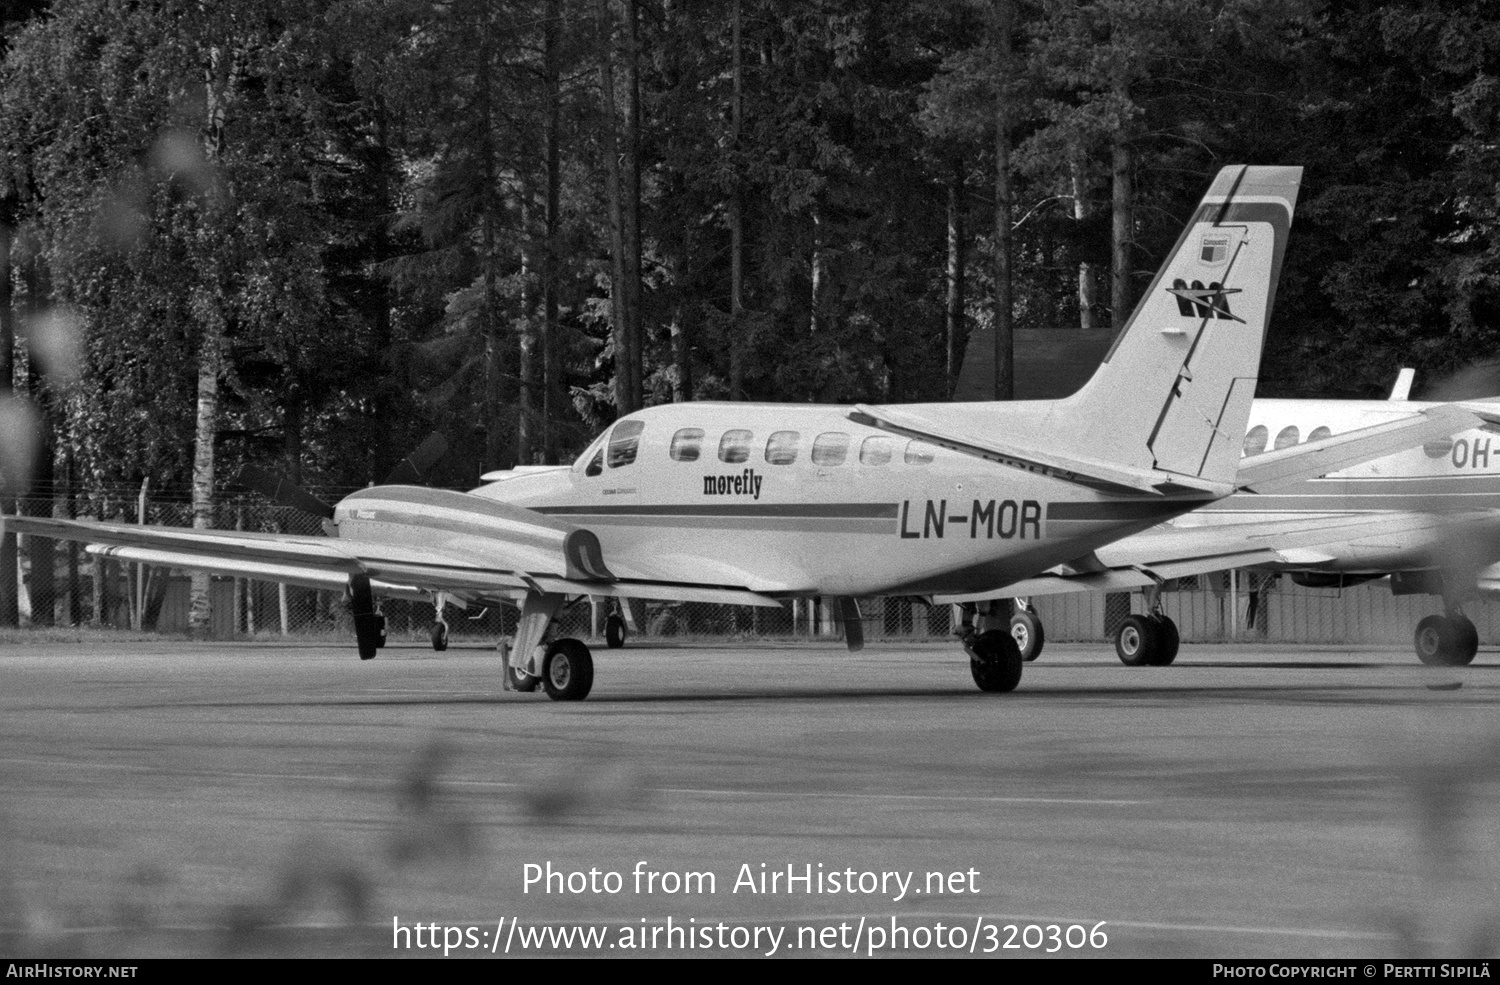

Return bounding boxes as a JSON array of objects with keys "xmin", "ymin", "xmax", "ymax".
[
  {"xmin": 951, "ymin": 371, "xmax": 1500, "ymax": 669},
  {"xmin": 13, "ymin": 164, "xmax": 1436, "ymax": 701}
]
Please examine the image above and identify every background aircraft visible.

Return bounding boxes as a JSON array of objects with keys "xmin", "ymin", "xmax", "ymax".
[
  {"xmin": 7, "ymin": 165, "xmax": 1330, "ymax": 700},
  {"xmin": 945, "ymin": 372, "xmax": 1500, "ymax": 669}
]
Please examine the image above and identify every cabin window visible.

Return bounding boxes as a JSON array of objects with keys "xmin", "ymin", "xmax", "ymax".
[
  {"xmin": 718, "ymin": 429, "xmax": 753, "ymax": 464},
  {"xmin": 859, "ymin": 436, "xmax": 895, "ymax": 466},
  {"xmin": 905, "ymin": 440, "xmax": 936, "ymax": 465},
  {"xmin": 1307, "ymin": 426, "xmax": 1331, "ymax": 443},
  {"xmin": 811, "ymin": 432, "xmax": 850, "ymax": 466},
  {"xmin": 765, "ymin": 430, "xmax": 800, "ymax": 465},
  {"xmin": 670, "ymin": 428, "xmax": 704, "ymax": 462},
  {"xmin": 1424, "ymin": 439, "xmax": 1454, "ymax": 459},
  {"xmin": 1242, "ymin": 425, "xmax": 1267, "ymax": 457},
  {"xmin": 576, "ymin": 432, "xmax": 607, "ymax": 476},
  {"xmin": 1274, "ymin": 425, "xmax": 1300, "ymax": 450},
  {"xmin": 608, "ymin": 419, "xmax": 645, "ymax": 468}
]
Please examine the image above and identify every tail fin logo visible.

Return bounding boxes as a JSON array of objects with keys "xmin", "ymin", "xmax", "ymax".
[{"xmin": 1168, "ymin": 279, "xmax": 1244, "ymax": 322}]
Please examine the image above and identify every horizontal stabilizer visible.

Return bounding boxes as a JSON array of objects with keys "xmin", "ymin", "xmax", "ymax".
[{"xmin": 1236, "ymin": 404, "xmax": 1480, "ymax": 492}]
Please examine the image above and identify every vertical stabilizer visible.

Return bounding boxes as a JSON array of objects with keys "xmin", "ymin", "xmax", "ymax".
[{"xmin": 1047, "ymin": 166, "xmax": 1301, "ymax": 486}]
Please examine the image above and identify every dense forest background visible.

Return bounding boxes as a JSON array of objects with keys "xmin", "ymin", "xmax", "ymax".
[{"xmin": 2, "ymin": 0, "xmax": 1500, "ymax": 503}]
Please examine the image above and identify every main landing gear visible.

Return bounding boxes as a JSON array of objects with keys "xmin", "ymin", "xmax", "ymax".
[
  {"xmin": 1010, "ymin": 599, "xmax": 1044, "ymax": 662},
  {"xmin": 957, "ymin": 601, "xmax": 1024, "ymax": 692},
  {"xmin": 1111, "ymin": 578, "xmax": 1179, "ymax": 666},
  {"xmin": 348, "ymin": 573, "xmax": 387, "ymax": 659},
  {"xmin": 1113, "ymin": 611, "xmax": 1179, "ymax": 666},
  {"xmin": 1414, "ymin": 609, "xmax": 1478, "ymax": 667},
  {"xmin": 501, "ymin": 593, "xmax": 594, "ymax": 701},
  {"xmin": 605, "ymin": 611, "xmax": 627, "ymax": 649}
]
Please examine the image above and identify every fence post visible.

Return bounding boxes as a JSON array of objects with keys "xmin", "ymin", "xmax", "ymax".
[
  {"xmin": 1229, "ymin": 568, "xmax": 1240, "ymax": 640},
  {"xmin": 133, "ymin": 480, "xmax": 147, "ymax": 631}
]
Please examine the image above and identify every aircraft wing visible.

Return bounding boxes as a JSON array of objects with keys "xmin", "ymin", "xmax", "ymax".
[
  {"xmin": 848, "ymin": 404, "xmax": 1229, "ymax": 497},
  {"xmin": 1235, "ymin": 403, "xmax": 1481, "ymax": 492},
  {"xmin": 3, "ymin": 514, "xmax": 786, "ymax": 609},
  {"xmin": 855, "ymin": 402, "xmax": 1481, "ymax": 498},
  {"xmin": 932, "ymin": 510, "xmax": 1474, "ymax": 602}
]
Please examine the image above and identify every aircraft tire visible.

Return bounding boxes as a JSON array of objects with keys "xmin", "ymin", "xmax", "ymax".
[
  {"xmin": 507, "ymin": 665, "xmax": 541, "ymax": 691},
  {"xmin": 1010, "ymin": 611, "xmax": 1045, "ymax": 662},
  {"xmin": 968, "ymin": 630, "xmax": 1023, "ymax": 693},
  {"xmin": 1415, "ymin": 615, "xmax": 1456, "ymax": 666},
  {"xmin": 1147, "ymin": 614, "xmax": 1179, "ymax": 666},
  {"xmin": 1450, "ymin": 614, "xmax": 1479, "ymax": 666},
  {"xmin": 499, "ymin": 639, "xmax": 539, "ymax": 691},
  {"xmin": 1115, "ymin": 614, "xmax": 1158, "ymax": 667},
  {"xmin": 431, "ymin": 622, "xmax": 449, "ymax": 652},
  {"xmin": 605, "ymin": 613, "xmax": 627, "ymax": 649},
  {"xmin": 543, "ymin": 638, "xmax": 595, "ymax": 701},
  {"xmin": 354, "ymin": 612, "xmax": 383, "ymax": 660}
]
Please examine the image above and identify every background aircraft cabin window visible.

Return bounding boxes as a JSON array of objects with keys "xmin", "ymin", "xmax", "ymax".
[
  {"xmin": 608, "ymin": 419, "xmax": 646, "ymax": 468},
  {"xmin": 670, "ymin": 428, "xmax": 704, "ymax": 462},
  {"xmin": 904, "ymin": 440, "xmax": 936, "ymax": 465},
  {"xmin": 859, "ymin": 436, "xmax": 895, "ymax": 466},
  {"xmin": 1274, "ymin": 425, "xmax": 1300, "ymax": 450},
  {"xmin": 765, "ymin": 430, "xmax": 800, "ymax": 464},
  {"xmin": 1307, "ymin": 426, "xmax": 1331, "ymax": 442},
  {"xmin": 718, "ymin": 429, "xmax": 753, "ymax": 464},
  {"xmin": 1242, "ymin": 424, "xmax": 1268, "ymax": 457},
  {"xmin": 811, "ymin": 432, "xmax": 850, "ymax": 466}
]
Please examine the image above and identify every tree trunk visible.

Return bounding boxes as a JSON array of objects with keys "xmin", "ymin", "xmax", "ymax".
[
  {"xmin": 598, "ymin": 0, "xmax": 637, "ymax": 414},
  {"xmin": 517, "ymin": 194, "xmax": 537, "ymax": 464},
  {"xmin": 543, "ymin": 0, "xmax": 562, "ymax": 461},
  {"xmin": 945, "ymin": 156, "xmax": 966, "ymax": 396},
  {"xmin": 991, "ymin": 0, "xmax": 1015, "ymax": 401},
  {"xmin": 478, "ymin": 10, "xmax": 507, "ymax": 470},
  {"xmin": 728, "ymin": 0, "xmax": 745, "ymax": 400},
  {"xmin": 1071, "ymin": 155, "xmax": 1097, "ymax": 330},
  {"xmin": 622, "ymin": 0, "xmax": 644, "ymax": 411},
  {"xmin": 1110, "ymin": 124, "xmax": 1133, "ymax": 328},
  {"xmin": 189, "ymin": 332, "xmax": 220, "ymax": 632},
  {"xmin": 0, "ymin": 214, "xmax": 16, "ymax": 627}
]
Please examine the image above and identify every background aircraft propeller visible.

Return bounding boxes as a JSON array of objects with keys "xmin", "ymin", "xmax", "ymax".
[{"xmin": 233, "ymin": 432, "xmax": 450, "ymax": 523}]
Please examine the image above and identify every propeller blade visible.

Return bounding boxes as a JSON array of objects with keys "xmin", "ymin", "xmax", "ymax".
[
  {"xmin": 383, "ymin": 432, "xmax": 449, "ymax": 486},
  {"xmin": 234, "ymin": 464, "xmax": 336, "ymax": 520}
]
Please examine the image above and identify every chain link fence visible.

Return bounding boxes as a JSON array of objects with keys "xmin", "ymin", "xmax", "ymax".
[{"xmin": 3, "ymin": 496, "xmax": 1494, "ymax": 647}]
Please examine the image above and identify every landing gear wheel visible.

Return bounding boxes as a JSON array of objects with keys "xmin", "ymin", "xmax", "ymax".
[
  {"xmin": 1415, "ymin": 614, "xmax": 1478, "ymax": 667},
  {"xmin": 430, "ymin": 622, "xmax": 449, "ymax": 651},
  {"xmin": 1147, "ymin": 614, "xmax": 1179, "ymax": 666},
  {"xmin": 605, "ymin": 613, "xmax": 627, "ymax": 649},
  {"xmin": 1415, "ymin": 615, "xmax": 1448, "ymax": 666},
  {"xmin": 543, "ymin": 638, "xmax": 595, "ymax": 701},
  {"xmin": 966, "ymin": 629, "xmax": 1023, "ymax": 693},
  {"xmin": 499, "ymin": 639, "xmax": 539, "ymax": 692},
  {"xmin": 1451, "ymin": 614, "xmax": 1479, "ymax": 666},
  {"xmin": 507, "ymin": 664, "xmax": 541, "ymax": 691},
  {"xmin": 1010, "ymin": 611, "xmax": 1045, "ymax": 662},
  {"xmin": 1115, "ymin": 614, "xmax": 1158, "ymax": 667}
]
